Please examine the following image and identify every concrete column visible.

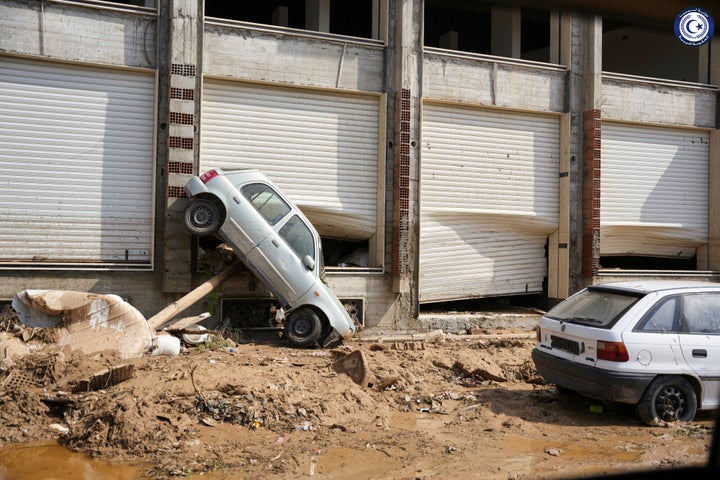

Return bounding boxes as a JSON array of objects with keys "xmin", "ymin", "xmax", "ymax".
[
  {"xmin": 161, "ymin": 0, "xmax": 203, "ymax": 293},
  {"xmin": 491, "ymin": 5, "xmax": 520, "ymax": 58},
  {"xmin": 579, "ymin": 15, "xmax": 603, "ymax": 284},
  {"xmin": 388, "ymin": 0, "xmax": 422, "ymax": 326},
  {"xmin": 562, "ymin": 13, "xmax": 598, "ymax": 294}
]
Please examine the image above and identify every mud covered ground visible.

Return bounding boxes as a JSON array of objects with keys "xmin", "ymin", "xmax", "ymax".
[{"xmin": 0, "ymin": 312, "xmax": 716, "ymax": 479}]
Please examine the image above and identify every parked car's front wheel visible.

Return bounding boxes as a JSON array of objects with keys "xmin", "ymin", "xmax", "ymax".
[
  {"xmin": 637, "ymin": 375, "xmax": 698, "ymax": 425},
  {"xmin": 185, "ymin": 198, "xmax": 222, "ymax": 236},
  {"xmin": 284, "ymin": 307, "xmax": 322, "ymax": 348}
]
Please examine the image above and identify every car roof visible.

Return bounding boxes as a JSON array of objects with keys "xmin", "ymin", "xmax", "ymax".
[
  {"xmin": 589, "ymin": 280, "xmax": 720, "ymax": 295},
  {"xmin": 214, "ymin": 168, "xmax": 269, "ymax": 181}
]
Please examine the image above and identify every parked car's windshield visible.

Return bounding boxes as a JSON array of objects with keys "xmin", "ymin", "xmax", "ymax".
[{"xmin": 546, "ymin": 288, "xmax": 642, "ymax": 327}]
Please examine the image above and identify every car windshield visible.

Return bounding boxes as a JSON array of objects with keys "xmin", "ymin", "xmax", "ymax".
[{"xmin": 546, "ymin": 288, "xmax": 642, "ymax": 328}]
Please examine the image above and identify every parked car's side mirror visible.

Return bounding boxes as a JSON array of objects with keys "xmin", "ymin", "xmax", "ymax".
[{"xmin": 303, "ymin": 255, "xmax": 315, "ymax": 271}]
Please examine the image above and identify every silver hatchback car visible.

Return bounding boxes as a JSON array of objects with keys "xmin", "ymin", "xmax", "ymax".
[
  {"xmin": 183, "ymin": 168, "xmax": 356, "ymax": 347},
  {"xmin": 533, "ymin": 281, "xmax": 720, "ymax": 425}
]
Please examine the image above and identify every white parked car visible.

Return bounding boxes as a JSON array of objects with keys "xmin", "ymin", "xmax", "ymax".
[
  {"xmin": 183, "ymin": 168, "xmax": 357, "ymax": 348},
  {"xmin": 532, "ymin": 281, "xmax": 720, "ymax": 425}
]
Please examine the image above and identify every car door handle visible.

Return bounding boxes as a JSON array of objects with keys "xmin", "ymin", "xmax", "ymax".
[
  {"xmin": 271, "ymin": 239, "xmax": 279, "ymax": 248},
  {"xmin": 692, "ymin": 349, "xmax": 707, "ymax": 358}
]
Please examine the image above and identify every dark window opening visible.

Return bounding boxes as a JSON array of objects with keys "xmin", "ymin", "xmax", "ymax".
[
  {"xmin": 424, "ymin": 1, "xmax": 552, "ymax": 62},
  {"xmin": 205, "ymin": 1, "xmax": 374, "ymax": 39},
  {"xmin": 521, "ymin": 8, "xmax": 550, "ymax": 62},
  {"xmin": 330, "ymin": 0, "xmax": 373, "ymax": 38},
  {"xmin": 323, "ymin": 239, "xmax": 370, "ymax": 268},
  {"xmin": 603, "ymin": 18, "xmax": 703, "ymax": 83},
  {"xmin": 419, "ymin": 294, "xmax": 547, "ymax": 315},
  {"xmin": 424, "ymin": 1, "xmax": 491, "ymax": 54},
  {"xmin": 199, "ymin": 235, "xmax": 369, "ymax": 270},
  {"xmin": 600, "ymin": 255, "xmax": 698, "ymax": 271},
  {"xmin": 103, "ymin": 1, "xmax": 157, "ymax": 7},
  {"xmin": 205, "ymin": 0, "xmax": 306, "ymax": 29}
]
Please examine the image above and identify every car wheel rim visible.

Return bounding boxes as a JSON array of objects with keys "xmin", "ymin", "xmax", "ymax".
[
  {"xmin": 655, "ymin": 386, "xmax": 685, "ymax": 422},
  {"xmin": 191, "ymin": 206, "xmax": 212, "ymax": 228},
  {"xmin": 292, "ymin": 316, "xmax": 312, "ymax": 336}
]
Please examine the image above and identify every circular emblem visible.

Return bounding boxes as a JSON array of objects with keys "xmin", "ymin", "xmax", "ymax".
[{"xmin": 674, "ymin": 7, "xmax": 714, "ymax": 46}]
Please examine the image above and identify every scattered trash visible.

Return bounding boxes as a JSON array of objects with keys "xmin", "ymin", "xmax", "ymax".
[
  {"xmin": 151, "ymin": 334, "xmax": 181, "ymax": 356},
  {"xmin": 590, "ymin": 405, "xmax": 603, "ymax": 414},
  {"xmin": 48, "ymin": 423, "xmax": 69, "ymax": 435},
  {"xmin": 545, "ymin": 448, "xmax": 563, "ymax": 457},
  {"xmin": 425, "ymin": 329, "xmax": 446, "ymax": 344},
  {"xmin": 181, "ymin": 325, "xmax": 209, "ymax": 345},
  {"xmin": 200, "ymin": 417, "xmax": 216, "ymax": 427}
]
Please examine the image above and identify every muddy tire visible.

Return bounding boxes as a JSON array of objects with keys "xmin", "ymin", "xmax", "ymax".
[
  {"xmin": 637, "ymin": 376, "xmax": 697, "ymax": 426},
  {"xmin": 185, "ymin": 198, "xmax": 222, "ymax": 237},
  {"xmin": 284, "ymin": 307, "xmax": 322, "ymax": 348}
]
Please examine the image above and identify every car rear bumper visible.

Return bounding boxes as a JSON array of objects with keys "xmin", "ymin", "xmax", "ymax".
[{"xmin": 532, "ymin": 348, "xmax": 654, "ymax": 404}]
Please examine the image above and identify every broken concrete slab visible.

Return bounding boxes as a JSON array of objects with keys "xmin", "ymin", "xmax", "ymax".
[{"xmin": 331, "ymin": 350, "xmax": 374, "ymax": 388}]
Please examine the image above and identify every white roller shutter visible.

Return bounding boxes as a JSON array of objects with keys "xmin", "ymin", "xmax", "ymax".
[
  {"xmin": 0, "ymin": 57, "xmax": 155, "ymax": 267},
  {"xmin": 601, "ymin": 123, "xmax": 708, "ymax": 258},
  {"xmin": 201, "ymin": 80, "xmax": 379, "ymax": 241},
  {"xmin": 420, "ymin": 102, "xmax": 559, "ymax": 302}
]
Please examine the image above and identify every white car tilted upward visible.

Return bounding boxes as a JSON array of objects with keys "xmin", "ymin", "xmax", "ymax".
[
  {"xmin": 183, "ymin": 168, "xmax": 356, "ymax": 348},
  {"xmin": 532, "ymin": 281, "xmax": 720, "ymax": 425}
]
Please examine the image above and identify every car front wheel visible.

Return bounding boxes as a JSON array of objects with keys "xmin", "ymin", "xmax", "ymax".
[
  {"xmin": 185, "ymin": 198, "xmax": 222, "ymax": 236},
  {"xmin": 284, "ymin": 307, "xmax": 322, "ymax": 348},
  {"xmin": 637, "ymin": 375, "xmax": 698, "ymax": 426}
]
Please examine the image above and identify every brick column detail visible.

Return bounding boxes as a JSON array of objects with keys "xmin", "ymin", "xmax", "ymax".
[{"xmin": 582, "ymin": 109, "xmax": 601, "ymax": 278}]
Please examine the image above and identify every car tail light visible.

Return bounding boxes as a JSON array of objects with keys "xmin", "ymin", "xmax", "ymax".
[
  {"xmin": 597, "ymin": 341, "xmax": 629, "ymax": 362},
  {"xmin": 200, "ymin": 169, "xmax": 219, "ymax": 184}
]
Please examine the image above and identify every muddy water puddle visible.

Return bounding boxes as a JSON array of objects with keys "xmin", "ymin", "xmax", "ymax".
[{"xmin": 0, "ymin": 442, "xmax": 144, "ymax": 480}]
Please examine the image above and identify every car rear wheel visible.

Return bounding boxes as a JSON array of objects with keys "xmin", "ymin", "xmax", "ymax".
[
  {"xmin": 185, "ymin": 198, "xmax": 222, "ymax": 236},
  {"xmin": 284, "ymin": 307, "xmax": 322, "ymax": 348},
  {"xmin": 637, "ymin": 376, "xmax": 697, "ymax": 426}
]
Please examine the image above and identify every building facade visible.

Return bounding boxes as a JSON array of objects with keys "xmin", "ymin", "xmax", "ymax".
[{"xmin": 1, "ymin": 0, "xmax": 719, "ymax": 330}]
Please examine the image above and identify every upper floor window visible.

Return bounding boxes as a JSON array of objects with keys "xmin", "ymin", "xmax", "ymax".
[
  {"xmin": 603, "ymin": 19, "xmax": 710, "ymax": 83},
  {"xmin": 205, "ymin": 0, "xmax": 378, "ymax": 40},
  {"xmin": 424, "ymin": 1, "xmax": 554, "ymax": 63}
]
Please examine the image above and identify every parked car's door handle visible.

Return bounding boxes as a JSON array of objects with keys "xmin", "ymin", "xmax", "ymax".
[
  {"xmin": 271, "ymin": 239, "xmax": 279, "ymax": 248},
  {"xmin": 692, "ymin": 349, "xmax": 707, "ymax": 358}
]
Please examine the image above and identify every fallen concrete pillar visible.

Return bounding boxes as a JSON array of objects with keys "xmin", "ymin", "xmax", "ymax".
[{"xmin": 147, "ymin": 260, "xmax": 242, "ymax": 330}]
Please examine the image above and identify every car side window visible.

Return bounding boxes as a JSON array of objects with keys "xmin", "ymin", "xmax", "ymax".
[
  {"xmin": 634, "ymin": 296, "xmax": 679, "ymax": 333},
  {"xmin": 279, "ymin": 215, "xmax": 315, "ymax": 263},
  {"xmin": 682, "ymin": 293, "xmax": 720, "ymax": 334},
  {"xmin": 241, "ymin": 183, "xmax": 291, "ymax": 226}
]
